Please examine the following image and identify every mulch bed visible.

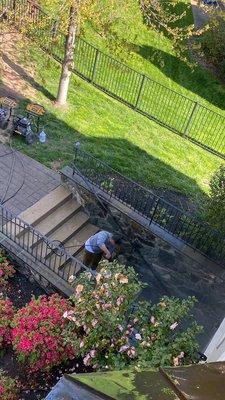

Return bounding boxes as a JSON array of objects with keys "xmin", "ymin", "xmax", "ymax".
[{"xmin": 0, "ymin": 272, "xmax": 89, "ymax": 400}]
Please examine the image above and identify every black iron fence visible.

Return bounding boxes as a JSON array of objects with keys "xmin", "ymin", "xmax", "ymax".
[
  {"xmin": 0, "ymin": 204, "xmax": 85, "ymax": 283},
  {"xmin": 73, "ymin": 148, "xmax": 225, "ymax": 266},
  {"xmin": 3, "ymin": 0, "xmax": 225, "ymax": 159}
]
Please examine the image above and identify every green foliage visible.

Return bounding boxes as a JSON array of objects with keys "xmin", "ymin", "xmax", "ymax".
[
  {"xmin": 63, "ymin": 261, "xmax": 202, "ymax": 371},
  {"xmin": 0, "ymin": 369, "xmax": 18, "ymax": 400},
  {"xmin": 205, "ymin": 165, "xmax": 225, "ymax": 235},
  {"xmin": 201, "ymin": 17, "xmax": 225, "ymax": 76}
]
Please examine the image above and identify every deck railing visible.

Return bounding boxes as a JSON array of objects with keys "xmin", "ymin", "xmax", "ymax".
[
  {"xmin": 0, "ymin": 204, "xmax": 86, "ymax": 283},
  {"xmin": 73, "ymin": 148, "xmax": 225, "ymax": 266}
]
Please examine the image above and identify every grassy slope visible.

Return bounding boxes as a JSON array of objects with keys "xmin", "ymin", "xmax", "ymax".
[
  {"xmin": 12, "ymin": 0, "xmax": 225, "ymax": 207},
  {"xmin": 14, "ymin": 44, "xmax": 223, "ymax": 207},
  {"xmin": 82, "ymin": 0, "xmax": 225, "ymax": 114}
]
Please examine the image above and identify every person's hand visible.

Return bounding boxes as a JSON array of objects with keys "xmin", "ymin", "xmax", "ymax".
[{"xmin": 104, "ymin": 251, "xmax": 111, "ymax": 260}]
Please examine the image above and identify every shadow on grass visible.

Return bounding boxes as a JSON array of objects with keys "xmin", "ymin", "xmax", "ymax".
[
  {"xmin": 134, "ymin": 44, "xmax": 225, "ymax": 110},
  {"xmin": 11, "ymin": 99, "xmax": 208, "ymax": 212},
  {"xmin": 2, "ymin": 53, "xmax": 55, "ymax": 102}
]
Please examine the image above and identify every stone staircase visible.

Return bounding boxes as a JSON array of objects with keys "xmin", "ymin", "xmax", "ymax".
[{"xmin": 14, "ymin": 185, "xmax": 98, "ymax": 283}]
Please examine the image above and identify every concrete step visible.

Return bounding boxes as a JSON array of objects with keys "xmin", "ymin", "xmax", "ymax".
[
  {"xmin": 63, "ymin": 224, "xmax": 99, "ymax": 256},
  {"xmin": 48, "ymin": 211, "xmax": 89, "ymax": 244},
  {"xmin": 49, "ymin": 224, "xmax": 99, "ymax": 272},
  {"xmin": 15, "ymin": 186, "xmax": 72, "ymax": 236},
  {"xmin": 19, "ymin": 199, "xmax": 81, "ymax": 247},
  {"xmin": 26, "ymin": 198, "xmax": 81, "ymax": 245},
  {"xmin": 33, "ymin": 211, "xmax": 90, "ymax": 260}
]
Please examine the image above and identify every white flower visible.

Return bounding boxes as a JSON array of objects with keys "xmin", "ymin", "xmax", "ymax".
[
  {"xmin": 96, "ymin": 273, "xmax": 102, "ymax": 284},
  {"xmin": 68, "ymin": 275, "xmax": 75, "ymax": 283},
  {"xmin": 135, "ymin": 333, "xmax": 142, "ymax": 341},
  {"xmin": 119, "ymin": 345, "xmax": 129, "ymax": 353},
  {"xmin": 63, "ymin": 310, "xmax": 74, "ymax": 319},
  {"xmin": 170, "ymin": 322, "xmax": 178, "ymax": 330},
  {"xmin": 150, "ymin": 316, "xmax": 155, "ymax": 324},
  {"xmin": 75, "ymin": 284, "xmax": 84, "ymax": 294}
]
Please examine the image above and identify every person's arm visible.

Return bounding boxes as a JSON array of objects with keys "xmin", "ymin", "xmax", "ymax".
[
  {"xmin": 99, "ymin": 243, "xmax": 111, "ymax": 259},
  {"xmin": 96, "ymin": 232, "xmax": 111, "ymax": 259}
]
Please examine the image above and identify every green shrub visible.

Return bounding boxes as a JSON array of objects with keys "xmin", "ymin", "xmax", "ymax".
[
  {"xmin": 0, "ymin": 369, "xmax": 18, "ymax": 400},
  {"xmin": 205, "ymin": 165, "xmax": 225, "ymax": 235},
  {"xmin": 201, "ymin": 18, "xmax": 225, "ymax": 75},
  {"xmin": 63, "ymin": 260, "xmax": 202, "ymax": 370}
]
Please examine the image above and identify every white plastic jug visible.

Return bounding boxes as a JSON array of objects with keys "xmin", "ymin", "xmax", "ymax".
[{"xmin": 39, "ymin": 129, "xmax": 46, "ymax": 143}]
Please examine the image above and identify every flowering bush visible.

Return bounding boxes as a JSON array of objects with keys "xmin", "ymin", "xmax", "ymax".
[
  {"xmin": 0, "ymin": 299, "xmax": 14, "ymax": 349},
  {"xmin": 134, "ymin": 296, "xmax": 202, "ymax": 368},
  {"xmin": 63, "ymin": 261, "xmax": 202, "ymax": 370},
  {"xmin": 63, "ymin": 261, "xmax": 145, "ymax": 370},
  {"xmin": 0, "ymin": 252, "xmax": 15, "ymax": 286},
  {"xmin": 12, "ymin": 294, "xmax": 75, "ymax": 372},
  {"xmin": 0, "ymin": 369, "xmax": 18, "ymax": 400}
]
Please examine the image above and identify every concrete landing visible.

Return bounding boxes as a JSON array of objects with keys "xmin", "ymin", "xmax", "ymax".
[{"xmin": 0, "ymin": 144, "xmax": 60, "ymax": 215}]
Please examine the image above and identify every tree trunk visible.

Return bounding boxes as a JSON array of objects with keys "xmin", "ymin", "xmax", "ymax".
[{"xmin": 56, "ymin": 2, "xmax": 79, "ymax": 105}]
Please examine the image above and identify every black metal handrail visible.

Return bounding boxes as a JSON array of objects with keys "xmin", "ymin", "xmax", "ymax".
[
  {"xmin": 0, "ymin": 204, "xmax": 86, "ymax": 282},
  {"xmin": 73, "ymin": 148, "xmax": 225, "ymax": 266},
  {"xmin": 5, "ymin": 0, "xmax": 225, "ymax": 159}
]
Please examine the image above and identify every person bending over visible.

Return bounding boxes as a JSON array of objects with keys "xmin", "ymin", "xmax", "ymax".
[{"xmin": 83, "ymin": 230, "xmax": 122, "ymax": 269}]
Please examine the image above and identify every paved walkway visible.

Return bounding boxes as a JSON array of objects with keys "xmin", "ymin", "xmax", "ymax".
[{"xmin": 0, "ymin": 144, "xmax": 60, "ymax": 215}]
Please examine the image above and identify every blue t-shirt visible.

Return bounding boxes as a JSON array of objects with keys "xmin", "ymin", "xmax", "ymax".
[{"xmin": 85, "ymin": 231, "xmax": 115, "ymax": 254}]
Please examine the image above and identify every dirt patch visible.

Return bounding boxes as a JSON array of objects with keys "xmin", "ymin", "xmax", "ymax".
[{"xmin": 0, "ymin": 31, "xmax": 36, "ymax": 100}]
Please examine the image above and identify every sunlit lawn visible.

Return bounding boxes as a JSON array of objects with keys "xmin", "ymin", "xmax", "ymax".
[{"xmin": 13, "ymin": 45, "xmax": 224, "ymax": 207}]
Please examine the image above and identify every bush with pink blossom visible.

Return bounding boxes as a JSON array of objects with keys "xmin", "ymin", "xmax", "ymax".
[
  {"xmin": 0, "ymin": 369, "xmax": 18, "ymax": 400},
  {"xmin": 12, "ymin": 294, "xmax": 75, "ymax": 372},
  {"xmin": 0, "ymin": 299, "xmax": 14, "ymax": 349}
]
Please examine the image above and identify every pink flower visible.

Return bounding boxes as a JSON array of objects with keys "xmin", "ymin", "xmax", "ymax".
[
  {"xmin": 0, "ymin": 384, "xmax": 4, "ymax": 394},
  {"xmin": 80, "ymin": 340, "xmax": 84, "ymax": 348},
  {"xmin": 170, "ymin": 322, "xmax": 178, "ymax": 330},
  {"xmin": 0, "ymin": 269, "xmax": 4, "ymax": 277},
  {"xmin": 116, "ymin": 296, "xmax": 125, "ymax": 307},
  {"xmin": 90, "ymin": 349, "xmax": 97, "ymax": 358},
  {"xmin": 83, "ymin": 353, "xmax": 92, "ymax": 366}
]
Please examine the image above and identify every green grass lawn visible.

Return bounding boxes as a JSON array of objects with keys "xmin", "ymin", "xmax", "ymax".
[
  {"xmin": 13, "ymin": 42, "xmax": 224, "ymax": 209},
  {"xmin": 81, "ymin": 0, "xmax": 225, "ymax": 115},
  {"xmin": 33, "ymin": 0, "xmax": 225, "ymax": 155}
]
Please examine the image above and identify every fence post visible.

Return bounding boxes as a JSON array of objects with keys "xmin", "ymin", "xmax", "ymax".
[
  {"xmin": 91, "ymin": 48, "xmax": 99, "ymax": 83},
  {"xmin": 183, "ymin": 101, "xmax": 199, "ymax": 138},
  {"xmin": 134, "ymin": 74, "xmax": 145, "ymax": 109},
  {"xmin": 149, "ymin": 198, "xmax": 160, "ymax": 226}
]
